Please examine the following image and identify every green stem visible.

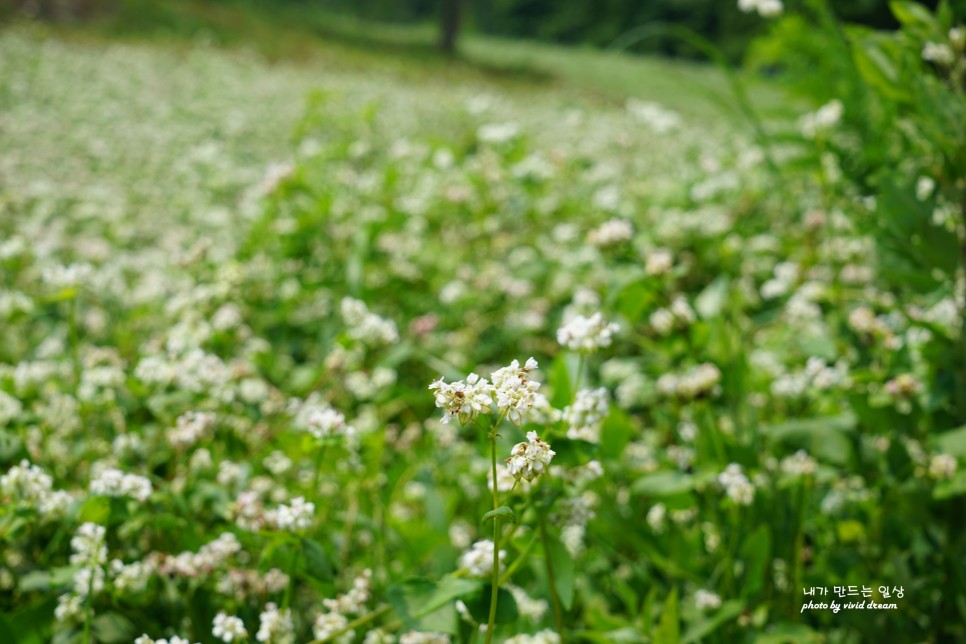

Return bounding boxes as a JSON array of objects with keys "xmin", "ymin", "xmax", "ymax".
[
  {"xmin": 485, "ymin": 431, "xmax": 500, "ymax": 644},
  {"xmin": 499, "ymin": 530, "xmax": 540, "ymax": 586},
  {"xmin": 282, "ymin": 541, "xmax": 300, "ymax": 610},
  {"xmin": 539, "ymin": 511, "xmax": 565, "ymax": 642},
  {"xmin": 83, "ymin": 563, "xmax": 95, "ymax": 644}
]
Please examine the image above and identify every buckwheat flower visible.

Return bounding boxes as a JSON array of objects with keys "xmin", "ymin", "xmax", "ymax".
[
  {"xmin": 799, "ymin": 99, "xmax": 843, "ymax": 138},
  {"xmin": 506, "ymin": 431, "xmax": 556, "ymax": 482},
  {"xmin": 563, "ymin": 387, "xmax": 609, "ymax": 443},
  {"xmin": 645, "ymin": 248, "xmax": 674, "ymax": 275},
  {"xmin": 271, "ymin": 496, "xmax": 314, "ymax": 532},
  {"xmin": 950, "ymin": 26, "xmax": 965, "ymax": 50},
  {"xmin": 323, "ymin": 569, "xmax": 371, "ymax": 615},
  {"xmin": 313, "ymin": 612, "xmax": 352, "ymax": 643},
  {"xmin": 168, "ymin": 411, "xmax": 217, "ymax": 449},
  {"xmin": 459, "ymin": 539, "xmax": 505, "ymax": 578},
  {"xmin": 916, "ymin": 176, "xmax": 936, "ymax": 201},
  {"xmin": 929, "ymin": 454, "xmax": 957, "ymax": 480},
  {"xmin": 647, "ymin": 503, "xmax": 667, "ymax": 534},
  {"xmin": 364, "ymin": 630, "xmax": 395, "ymax": 644},
  {"xmin": 257, "ymin": 603, "xmax": 294, "ymax": 644},
  {"xmin": 780, "ymin": 450, "xmax": 817, "ymax": 478},
  {"xmin": 695, "ymin": 589, "xmax": 722, "ymax": 611},
  {"xmin": 428, "ymin": 373, "xmax": 494, "ymax": 424},
  {"xmin": 718, "ymin": 464, "xmax": 755, "ymax": 505},
  {"xmin": 923, "ymin": 41, "xmax": 955, "ymax": 66},
  {"xmin": 70, "ymin": 523, "xmax": 107, "ymax": 568},
  {"xmin": 304, "ymin": 405, "xmax": 355, "ymax": 439},
  {"xmin": 556, "ymin": 312, "xmax": 619, "ymax": 352},
  {"xmin": 55, "ymin": 593, "xmax": 83, "ymax": 621},
  {"xmin": 588, "ymin": 218, "xmax": 633, "ymax": 247},
  {"xmin": 490, "ymin": 357, "xmax": 540, "ymax": 425},
  {"xmin": 110, "ymin": 559, "xmax": 150, "ymax": 593},
  {"xmin": 213, "ymin": 613, "xmax": 248, "ymax": 643},
  {"xmin": 507, "ymin": 585, "xmax": 549, "ymax": 622},
  {"xmin": 89, "ymin": 467, "xmax": 152, "ymax": 501},
  {"xmin": 505, "ymin": 631, "xmax": 561, "ymax": 644}
]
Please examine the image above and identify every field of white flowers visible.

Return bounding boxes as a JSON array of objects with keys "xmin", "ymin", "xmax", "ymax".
[{"xmin": 2, "ymin": 5, "xmax": 966, "ymax": 642}]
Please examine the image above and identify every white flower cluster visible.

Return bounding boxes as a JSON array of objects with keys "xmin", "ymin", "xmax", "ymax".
[
  {"xmin": 626, "ymin": 98, "xmax": 682, "ymax": 133},
  {"xmin": 323, "ymin": 569, "xmax": 372, "ymax": 615},
  {"xmin": 135, "ymin": 636, "xmax": 198, "ymax": 644},
  {"xmin": 312, "ymin": 612, "xmax": 351, "ymax": 643},
  {"xmin": 0, "ymin": 459, "xmax": 73, "ymax": 517},
  {"xmin": 505, "ymin": 631, "xmax": 562, "ymax": 644},
  {"xmin": 491, "ymin": 357, "xmax": 541, "ymax": 424},
  {"xmin": 656, "ymin": 363, "xmax": 721, "ymax": 399},
  {"xmin": 110, "ymin": 559, "xmax": 150, "ymax": 593},
  {"xmin": 459, "ymin": 539, "xmax": 506, "ymax": 578},
  {"xmin": 151, "ymin": 532, "xmax": 241, "ymax": 577},
  {"xmin": 799, "ymin": 99, "xmax": 843, "ymax": 138},
  {"xmin": 89, "ymin": 467, "xmax": 153, "ymax": 501},
  {"xmin": 168, "ymin": 410, "xmax": 217, "ymax": 449},
  {"xmin": 737, "ymin": 0, "xmax": 783, "ymax": 18},
  {"xmin": 695, "ymin": 589, "xmax": 723, "ymax": 611},
  {"xmin": 56, "ymin": 522, "xmax": 109, "ymax": 623},
  {"xmin": 340, "ymin": 297, "xmax": 399, "ymax": 345},
  {"xmin": 267, "ymin": 496, "xmax": 314, "ymax": 532},
  {"xmin": 588, "ymin": 218, "xmax": 633, "ymax": 247},
  {"xmin": 718, "ymin": 464, "xmax": 755, "ymax": 505},
  {"xmin": 556, "ymin": 312, "xmax": 619, "ymax": 352},
  {"xmin": 923, "ymin": 41, "xmax": 955, "ymax": 66},
  {"xmin": 771, "ymin": 358, "xmax": 850, "ymax": 398},
  {"xmin": 928, "ymin": 454, "xmax": 957, "ymax": 480},
  {"xmin": 780, "ymin": 450, "xmax": 817, "ymax": 478},
  {"xmin": 213, "ymin": 612, "xmax": 248, "ymax": 643},
  {"xmin": 563, "ymin": 387, "xmax": 609, "ymax": 443},
  {"xmin": 645, "ymin": 247, "xmax": 674, "ymax": 276},
  {"xmin": 292, "ymin": 395, "xmax": 356, "ymax": 440},
  {"xmin": 506, "ymin": 431, "xmax": 556, "ymax": 482},
  {"xmin": 429, "ymin": 357, "xmax": 540, "ymax": 425},
  {"xmin": 649, "ymin": 296, "xmax": 695, "ymax": 336},
  {"xmin": 256, "ymin": 602, "xmax": 294, "ymax": 644}
]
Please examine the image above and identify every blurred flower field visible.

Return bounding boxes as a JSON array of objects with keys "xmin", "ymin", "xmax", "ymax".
[{"xmin": 1, "ymin": 2, "xmax": 966, "ymax": 642}]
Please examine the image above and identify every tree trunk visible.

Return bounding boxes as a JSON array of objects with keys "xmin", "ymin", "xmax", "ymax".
[{"xmin": 439, "ymin": 0, "xmax": 461, "ymax": 56}]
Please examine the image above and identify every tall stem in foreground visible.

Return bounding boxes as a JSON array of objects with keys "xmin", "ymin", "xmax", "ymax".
[
  {"xmin": 485, "ymin": 431, "xmax": 500, "ymax": 644},
  {"xmin": 539, "ymin": 510, "xmax": 565, "ymax": 641}
]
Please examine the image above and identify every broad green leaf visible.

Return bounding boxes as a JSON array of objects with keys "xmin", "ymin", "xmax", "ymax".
[
  {"xmin": 547, "ymin": 534, "xmax": 577, "ymax": 610},
  {"xmin": 695, "ymin": 276, "xmax": 729, "ymax": 319},
  {"xmin": 301, "ymin": 537, "xmax": 334, "ymax": 582},
  {"xmin": 92, "ymin": 613, "xmax": 137, "ymax": 643},
  {"xmin": 655, "ymin": 588, "xmax": 679, "ymax": 644},
  {"xmin": 739, "ymin": 525, "xmax": 771, "ymax": 598},
  {"xmin": 682, "ymin": 600, "xmax": 745, "ymax": 643},
  {"xmin": 934, "ymin": 425, "xmax": 966, "ymax": 457},
  {"xmin": 481, "ymin": 506, "xmax": 516, "ymax": 525},
  {"xmin": 464, "ymin": 585, "xmax": 519, "ymax": 625},
  {"xmin": 631, "ymin": 471, "xmax": 694, "ymax": 497}
]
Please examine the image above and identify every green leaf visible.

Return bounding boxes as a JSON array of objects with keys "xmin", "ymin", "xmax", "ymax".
[
  {"xmin": 739, "ymin": 525, "xmax": 771, "ymax": 598},
  {"xmin": 0, "ymin": 430, "xmax": 23, "ymax": 463},
  {"xmin": 695, "ymin": 276, "xmax": 729, "ymax": 319},
  {"xmin": 464, "ymin": 585, "xmax": 519, "ymax": 625},
  {"xmin": 851, "ymin": 33, "xmax": 911, "ymax": 103},
  {"xmin": 92, "ymin": 613, "xmax": 137, "ymax": 643},
  {"xmin": 682, "ymin": 600, "xmax": 745, "ymax": 643},
  {"xmin": 387, "ymin": 576, "xmax": 483, "ymax": 631},
  {"xmin": 77, "ymin": 495, "xmax": 111, "ymax": 525},
  {"xmin": 762, "ymin": 415, "xmax": 855, "ymax": 466},
  {"xmin": 631, "ymin": 471, "xmax": 694, "ymax": 497},
  {"xmin": 547, "ymin": 534, "xmax": 577, "ymax": 610},
  {"xmin": 934, "ymin": 425, "xmax": 966, "ymax": 457},
  {"xmin": 481, "ymin": 506, "xmax": 516, "ymax": 525},
  {"xmin": 601, "ymin": 408, "xmax": 634, "ymax": 460},
  {"xmin": 301, "ymin": 537, "xmax": 334, "ymax": 582},
  {"xmin": 655, "ymin": 588, "xmax": 679, "ymax": 644},
  {"xmin": 933, "ymin": 470, "xmax": 966, "ymax": 500},
  {"xmin": 890, "ymin": 1, "xmax": 940, "ymax": 33}
]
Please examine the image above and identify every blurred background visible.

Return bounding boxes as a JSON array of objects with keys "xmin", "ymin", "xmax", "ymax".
[{"xmin": 2, "ymin": 0, "xmax": 957, "ymax": 62}]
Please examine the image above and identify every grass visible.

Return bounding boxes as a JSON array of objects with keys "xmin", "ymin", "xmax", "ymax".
[{"xmin": 5, "ymin": 0, "xmax": 792, "ymax": 125}]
